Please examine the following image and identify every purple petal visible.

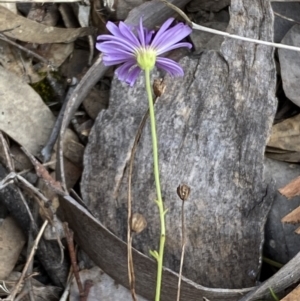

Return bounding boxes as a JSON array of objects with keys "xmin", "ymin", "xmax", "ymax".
[
  {"xmin": 105, "ymin": 21, "xmax": 140, "ymax": 48},
  {"xmin": 145, "ymin": 29, "xmax": 155, "ymax": 45},
  {"xmin": 102, "ymin": 51, "xmax": 133, "ymax": 59},
  {"xmin": 115, "ymin": 60, "xmax": 141, "ymax": 86},
  {"xmin": 96, "ymin": 42, "xmax": 134, "ymax": 57},
  {"xmin": 151, "ymin": 24, "xmax": 192, "ymax": 55},
  {"xmin": 96, "ymin": 35, "xmax": 137, "ymax": 53},
  {"xmin": 115, "ymin": 60, "xmax": 137, "ymax": 80},
  {"xmin": 102, "ymin": 53, "xmax": 133, "ymax": 66},
  {"xmin": 125, "ymin": 66, "xmax": 142, "ymax": 86},
  {"xmin": 137, "ymin": 17, "xmax": 146, "ymax": 46},
  {"xmin": 151, "ymin": 23, "xmax": 186, "ymax": 47},
  {"xmin": 119, "ymin": 22, "xmax": 141, "ymax": 47},
  {"xmin": 156, "ymin": 57, "xmax": 184, "ymax": 76},
  {"xmin": 150, "ymin": 18, "xmax": 174, "ymax": 46},
  {"xmin": 156, "ymin": 42, "xmax": 192, "ymax": 55},
  {"xmin": 106, "ymin": 21, "xmax": 122, "ymax": 37}
]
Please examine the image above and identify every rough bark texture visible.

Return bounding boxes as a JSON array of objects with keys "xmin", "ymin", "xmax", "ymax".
[{"xmin": 81, "ymin": 0, "xmax": 276, "ymax": 289}]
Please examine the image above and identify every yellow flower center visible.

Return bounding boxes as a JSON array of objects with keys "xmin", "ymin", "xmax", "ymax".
[{"xmin": 136, "ymin": 47, "xmax": 157, "ymax": 70}]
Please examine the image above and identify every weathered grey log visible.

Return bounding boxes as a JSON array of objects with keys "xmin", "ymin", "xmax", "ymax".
[{"xmin": 81, "ymin": 0, "xmax": 277, "ymax": 291}]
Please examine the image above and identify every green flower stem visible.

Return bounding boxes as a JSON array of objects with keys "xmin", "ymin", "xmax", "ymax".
[{"xmin": 144, "ymin": 68, "xmax": 166, "ymax": 301}]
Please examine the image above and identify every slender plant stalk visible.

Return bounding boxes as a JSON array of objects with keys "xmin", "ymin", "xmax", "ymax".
[
  {"xmin": 177, "ymin": 200, "xmax": 186, "ymax": 301},
  {"xmin": 144, "ymin": 69, "xmax": 166, "ymax": 301}
]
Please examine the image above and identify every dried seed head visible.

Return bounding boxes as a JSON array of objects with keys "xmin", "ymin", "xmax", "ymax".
[
  {"xmin": 177, "ymin": 184, "xmax": 191, "ymax": 201},
  {"xmin": 131, "ymin": 213, "xmax": 147, "ymax": 234}
]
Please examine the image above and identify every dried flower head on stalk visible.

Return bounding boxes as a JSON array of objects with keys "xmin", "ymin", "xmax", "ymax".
[{"xmin": 96, "ymin": 18, "xmax": 192, "ymax": 86}]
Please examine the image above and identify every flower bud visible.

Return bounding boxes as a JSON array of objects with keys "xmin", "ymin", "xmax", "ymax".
[{"xmin": 131, "ymin": 213, "xmax": 147, "ymax": 234}]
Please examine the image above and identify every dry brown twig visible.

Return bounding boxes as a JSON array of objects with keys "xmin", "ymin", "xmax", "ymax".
[
  {"xmin": 0, "ymin": 131, "xmax": 14, "ymax": 171},
  {"xmin": 81, "ymin": 280, "xmax": 93, "ymax": 301},
  {"xmin": 64, "ymin": 223, "xmax": 93, "ymax": 301},
  {"xmin": 21, "ymin": 147, "xmax": 66, "ymax": 196},
  {"xmin": 6, "ymin": 220, "xmax": 49, "ymax": 301},
  {"xmin": 64, "ymin": 223, "xmax": 84, "ymax": 297},
  {"xmin": 22, "ymin": 202, "xmax": 39, "ymax": 301},
  {"xmin": 14, "ymin": 273, "xmax": 40, "ymax": 301}
]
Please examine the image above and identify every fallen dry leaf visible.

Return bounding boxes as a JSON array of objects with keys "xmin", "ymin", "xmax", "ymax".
[
  {"xmin": 0, "ymin": 5, "xmax": 94, "ymax": 44},
  {"xmin": 0, "ymin": 40, "xmax": 74, "ymax": 83},
  {"xmin": 279, "ymin": 176, "xmax": 300, "ymax": 226},
  {"xmin": 267, "ymin": 114, "xmax": 300, "ymax": 162},
  {"xmin": 0, "ymin": 39, "xmax": 42, "ymax": 83},
  {"xmin": 0, "ymin": 216, "xmax": 25, "ymax": 279},
  {"xmin": 279, "ymin": 176, "xmax": 300, "ymax": 199},
  {"xmin": 0, "ymin": 67, "xmax": 55, "ymax": 156},
  {"xmin": 281, "ymin": 206, "xmax": 300, "ymax": 224}
]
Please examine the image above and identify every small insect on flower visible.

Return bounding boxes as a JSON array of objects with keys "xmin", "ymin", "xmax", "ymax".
[{"xmin": 96, "ymin": 18, "xmax": 192, "ymax": 86}]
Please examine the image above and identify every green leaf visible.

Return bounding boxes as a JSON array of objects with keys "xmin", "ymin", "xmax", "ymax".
[{"xmin": 149, "ymin": 250, "xmax": 159, "ymax": 260}]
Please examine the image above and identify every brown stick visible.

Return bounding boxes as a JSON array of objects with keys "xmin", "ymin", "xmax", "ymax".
[
  {"xmin": 0, "ymin": 131, "xmax": 14, "ymax": 171},
  {"xmin": 8, "ymin": 220, "xmax": 49, "ymax": 301},
  {"xmin": 64, "ymin": 223, "xmax": 84, "ymax": 299},
  {"xmin": 81, "ymin": 280, "xmax": 94, "ymax": 301}
]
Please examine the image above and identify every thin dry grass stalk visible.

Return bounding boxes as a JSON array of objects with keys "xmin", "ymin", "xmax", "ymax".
[
  {"xmin": 127, "ymin": 111, "xmax": 149, "ymax": 301},
  {"xmin": 176, "ymin": 184, "xmax": 191, "ymax": 301},
  {"xmin": 7, "ymin": 220, "xmax": 49, "ymax": 301}
]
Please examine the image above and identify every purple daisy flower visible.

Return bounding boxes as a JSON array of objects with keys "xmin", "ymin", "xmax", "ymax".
[{"xmin": 96, "ymin": 18, "xmax": 192, "ymax": 86}]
